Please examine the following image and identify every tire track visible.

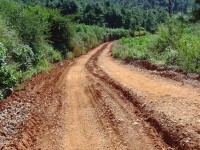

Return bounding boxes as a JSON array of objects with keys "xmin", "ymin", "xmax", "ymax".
[
  {"xmin": 62, "ymin": 43, "xmax": 168, "ymax": 150},
  {"xmin": 85, "ymin": 42, "xmax": 200, "ymax": 150},
  {"xmin": 86, "ymin": 75, "xmax": 167, "ymax": 150}
]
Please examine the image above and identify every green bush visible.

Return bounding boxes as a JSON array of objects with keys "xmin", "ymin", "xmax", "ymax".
[
  {"xmin": 67, "ymin": 52, "xmax": 75, "ymax": 60},
  {"xmin": 112, "ymin": 35, "xmax": 154, "ymax": 60},
  {"xmin": 0, "ymin": 1, "xmax": 49, "ymax": 53},
  {"xmin": 12, "ymin": 45, "xmax": 34, "ymax": 71},
  {"xmin": 176, "ymin": 34, "xmax": 200, "ymax": 72},
  {"xmin": 48, "ymin": 9, "xmax": 75, "ymax": 57},
  {"xmin": 0, "ymin": 42, "xmax": 19, "ymax": 95},
  {"xmin": 0, "ymin": 1, "xmax": 65, "ymax": 99}
]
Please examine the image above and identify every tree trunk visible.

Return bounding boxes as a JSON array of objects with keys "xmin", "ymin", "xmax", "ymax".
[{"xmin": 168, "ymin": 0, "xmax": 172, "ymax": 17}]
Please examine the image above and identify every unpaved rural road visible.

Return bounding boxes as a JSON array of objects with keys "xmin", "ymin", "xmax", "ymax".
[{"xmin": 0, "ymin": 42, "xmax": 200, "ymax": 150}]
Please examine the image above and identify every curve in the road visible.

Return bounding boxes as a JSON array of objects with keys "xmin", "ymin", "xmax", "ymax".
[{"xmin": 60, "ymin": 43, "xmax": 168, "ymax": 150}]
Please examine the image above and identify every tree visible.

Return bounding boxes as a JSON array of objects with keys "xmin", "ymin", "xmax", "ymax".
[
  {"xmin": 193, "ymin": 0, "xmax": 200, "ymax": 20},
  {"xmin": 61, "ymin": 1, "xmax": 80, "ymax": 15},
  {"xmin": 105, "ymin": 7, "xmax": 123, "ymax": 28},
  {"xmin": 145, "ymin": 10, "xmax": 156, "ymax": 33},
  {"xmin": 168, "ymin": 0, "xmax": 172, "ymax": 17}
]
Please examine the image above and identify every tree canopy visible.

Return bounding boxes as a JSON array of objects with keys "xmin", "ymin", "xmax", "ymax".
[
  {"xmin": 193, "ymin": 0, "xmax": 200, "ymax": 20},
  {"xmin": 12, "ymin": 0, "xmax": 195, "ymax": 32}
]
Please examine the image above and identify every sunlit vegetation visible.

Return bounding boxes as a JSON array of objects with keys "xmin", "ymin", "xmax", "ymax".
[
  {"xmin": 0, "ymin": 0, "xmax": 132, "ymax": 98},
  {"xmin": 113, "ymin": 22, "xmax": 200, "ymax": 73}
]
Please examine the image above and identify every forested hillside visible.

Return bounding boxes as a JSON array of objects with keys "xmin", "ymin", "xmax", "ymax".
[
  {"xmin": 97, "ymin": 0, "xmax": 194, "ymax": 12},
  {"xmin": 13, "ymin": 0, "xmax": 194, "ymax": 32},
  {"xmin": 14, "ymin": 0, "xmax": 194, "ymax": 12}
]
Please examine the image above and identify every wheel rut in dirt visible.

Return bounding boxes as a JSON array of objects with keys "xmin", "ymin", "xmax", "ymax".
[
  {"xmin": 86, "ymin": 42, "xmax": 200, "ymax": 150},
  {"xmin": 61, "ymin": 43, "xmax": 167, "ymax": 150},
  {"xmin": 1, "ymin": 42, "xmax": 200, "ymax": 150}
]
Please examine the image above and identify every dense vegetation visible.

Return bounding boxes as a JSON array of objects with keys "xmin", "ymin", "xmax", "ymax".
[
  {"xmin": 14, "ymin": 0, "xmax": 194, "ymax": 12},
  {"xmin": 13, "ymin": 0, "xmax": 194, "ymax": 33},
  {"xmin": 110, "ymin": 0, "xmax": 200, "ymax": 75},
  {"xmin": 0, "ymin": 0, "xmax": 131, "ymax": 99}
]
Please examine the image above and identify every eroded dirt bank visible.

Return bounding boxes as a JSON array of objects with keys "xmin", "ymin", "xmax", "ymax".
[{"xmin": 0, "ymin": 42, "xmax": 200, "ymax": 149}]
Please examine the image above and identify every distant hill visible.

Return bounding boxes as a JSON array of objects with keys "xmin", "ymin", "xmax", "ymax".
[{"xmin": 14, "ymin": 0, "xmax": 194, "ymax": 13}]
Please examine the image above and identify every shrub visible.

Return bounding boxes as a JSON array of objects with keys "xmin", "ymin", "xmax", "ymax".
[
  {"xmin": 0, "ymin": 42, "xmax": 19, "ymax": 96},
  {"xmin": 48, "ymin": 9, "xmax": 75, "ymax": 57},
  {"xmin": 112, "ymin": 35, "xmax": 154, "ymax": 60},
  {"xmin": 12, "ymin": 45, "xmax": 34, "ymax": 71},
  {"xmin": 67, "ymin": 52, "xmax": 75, "ymax": 60}
]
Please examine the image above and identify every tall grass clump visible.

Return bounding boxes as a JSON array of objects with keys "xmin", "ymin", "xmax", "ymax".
[{"xmin": 112, "ymin": 35, "xmax": 155, "ymax": 60}]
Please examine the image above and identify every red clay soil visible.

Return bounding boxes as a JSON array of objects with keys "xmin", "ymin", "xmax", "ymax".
[
  {"xmin": 98, "ymin": 43, "xmax": 200, "ymax": 149},
  {"xmin": 0, "ymin": 42, "xmax": 200, "ymax": 150},
  {"xmin": 0, "ymin": 60, "xmax": 72, "ymax": 150},
  {"xmin": 123, "ymin": 58, "xmax": 200, "ymax": 87}
]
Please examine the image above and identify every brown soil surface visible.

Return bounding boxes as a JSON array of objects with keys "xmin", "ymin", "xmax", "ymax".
[
  {"xmin": 98, "ymin": 43, "xmax": 200, "ymax": 149},
  {"xmin": 0, "ymin": 42, "xmax": 200, "ymax": 150},
  {"xmin": 99, "ymin": 43, "xmax": 200, "ymax": 129}
]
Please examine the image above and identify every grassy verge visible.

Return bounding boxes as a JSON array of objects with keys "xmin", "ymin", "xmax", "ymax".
[{"xmin": 112, "ymin": 22, "xmax": 200, "ymax": 73}]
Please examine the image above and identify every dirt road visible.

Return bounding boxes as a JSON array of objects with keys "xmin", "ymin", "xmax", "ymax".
[{"xmin": 1, "ymin": 42, "xmax": 200, "ymax": 149}]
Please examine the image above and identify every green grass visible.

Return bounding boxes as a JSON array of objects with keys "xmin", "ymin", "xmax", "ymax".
[
  {"xmin": 113, "ymin": 35, "xmax": 155, "ymax": 60},
  {"xmin": 112, "ymin": 23, "xmax": 200, "ymax": 73}
]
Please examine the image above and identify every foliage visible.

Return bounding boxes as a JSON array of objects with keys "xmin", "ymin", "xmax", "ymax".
[
  {"xmin": 0, "ymin": 0, "xmax": 64, "ymax": 99},
  {"xmin": 67, "ymin": 52, "xmax": 74, "ymax": 60},
  {"xmin": 12, "ymin": 0, "xmax": 194, "ymax": 33},
  {"xmin": 113, "ymin": 35, "xmax": 155, "ymax": 60},
  {"xmin": 70, "ymin": 24, "xmax": 131, "ymax": 56},
  {"xmin": 77, "ymin": 2, "xmax": 168, "ymax": 32},
  {"xmin": 100, "ymin": 0, "xmax": 194, "ymax": 12},
  {"xmin": 0, "ymin": 0, "xmax": 132, "ymax": 99},
  {"xmin": 0, "ymin": 42, "xmax": 19, "ymax": 97},
  {"xmin": 48, "ymin": 9, "xmax": 74, "ymax": 57},
  {"xmin": 23, "ymin": 0, "xmax": 194, "ymax": 33},
  {"xmin": 113, "ymin": 22, "xmax": 200, "ymax": 73},
  {"xmin": 193, "ymin": 0, "xmax": 200, "ymax": 21}
]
